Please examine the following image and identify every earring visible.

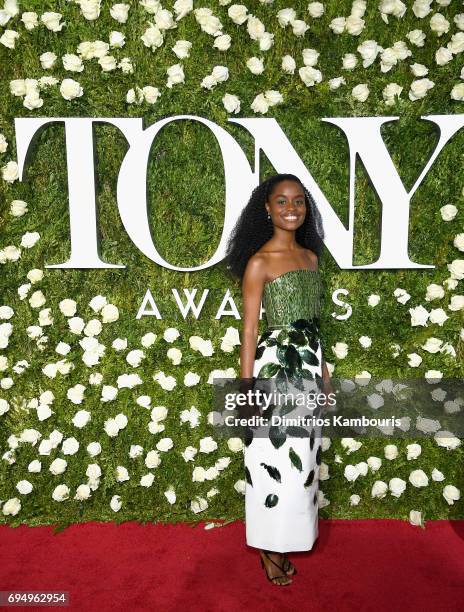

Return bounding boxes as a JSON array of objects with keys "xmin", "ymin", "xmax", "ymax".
[{"xmin": 267, "ymin": 213, "xmax": 271, "ymax": 220}]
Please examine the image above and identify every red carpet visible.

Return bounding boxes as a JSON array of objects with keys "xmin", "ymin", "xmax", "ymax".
[{"xmin": 1, "ymin": 519, "xmax": 463, "ymax": 611}]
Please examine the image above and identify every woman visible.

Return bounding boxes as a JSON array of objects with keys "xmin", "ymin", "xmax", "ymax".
[{"xmin": 224, "ymin": 173, "xmax": 332, "ymax": 586}]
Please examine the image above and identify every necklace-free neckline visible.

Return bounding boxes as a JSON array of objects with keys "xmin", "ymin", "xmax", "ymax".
[{"xmin": 264, "ymin": 268, "xmax": 320, "ymax": 287}]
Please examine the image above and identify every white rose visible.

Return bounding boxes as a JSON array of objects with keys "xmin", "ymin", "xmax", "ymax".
[
  {"xmin": 246, "ymin": 57, "xmax": 264, "ymax": 75},
  {"xmin": 432, "ymin": 468, "xmax": 445, "ymax": 481},
  {"xmin": 10, "ymin": 199, "xmax": 27, "ymax": 216},
  {"xmin": 448, "ymin": 259, "xmax": 464, "ymax": 279},
  {"xmin": 101, "ymin": 303, "xmax": 119, "ymax": 322},
  {"xmin": 409, "ymin": 78, "xmax": 434, "ymax": 101},
  {"xmin": 428, "ymin": 308, "xmax": 448, "ymax": 325},
  {"xmin": 182, "ymin": 446, "xmax": 197, "ymax": 462},
  {"xmin": 367, "ymin": 456, "xmax": 382, "ymax": 472},
  {"xmin": 308, "ymin": 2, "xmax": 324, "ymax": 18},
  {"xmin": 2, "ymin": 161, "xmax": 19, "ymax": 183},
  {"xmin": 110, "ymin": 495, "xmax": 122, "ymax": 511},
  {"xmin": 371, "ymin": 480, "xmax": 388, "ymax": 498},
  {"xmin": 435, "ymin": 431, "xmax": 461, "ymax": 450},
  {"xmin": 389, "ymin": 477, "xmax": 406, "ymax": 497},
  {"xmin": 409, "ymin": 304, "xmax": 429, "ymax": 326},
  {"xmin": 277, "ymin": 8, "xmax": 296, "ymax": 27},
  {"xmin": 281, "ymin": 54, "xmax": 296, "ymax": 74},
  {"xmin": 16, "ymin": 479, "xmax": 33, "ymax": 495},
  {"xmin": 62, "ymin": 54, "xmax": 84, "ymax": 72},
  {"xmin": 59, "ymin": 298, "xmax": 77, "ymax": 317},
  {"xmin": 430, "ymin": 13, "xmax": 449, "ymax": 36},
  {"xmin": 60, "ymin": 78, "xmax": 83, "ymax": 101},
  {"xmin": 41, "ymin": 12, "xmax": 65, "ymax": 32},
  {"xmin": 192, "ymin": 466, "xmax": 206, "ymax": 483},
  {"xmin": 329, "ymin": 76, "xmax": 345, "ymax": 90},
  {"xmin": 409, "ymin": 510, "xmax": 423, "ymax": 527},
  {"xmin": 164, "ymin": 486, "xmax": 176, "ymax": 504},
  {"xmin": 28, "ymin": 290, "xmax": 45, "ymax": 309},
  {"xmin": 342, "ymin": 53, "xmax": 357, "ymax": 70},
  {"xmin": 345, "ymin": 15, "xmax": 364, "ymax": 35},
  {"xmin": 28, "ymin": 460, "xmax": 42, "ymax": 472},
  {"xmin": 72, "ymin": 409, "xmax": 91, "ymax": 428},
  {"xmin": 116, "ymin": 466, "xmax": 129, "ymax": 482},
  {"xmin": 156, "ymin": 437, "xmax": 173, "ymax": 452},
  {"xmin": 406, "ymin": 443, "xmax": 422, "ymax": 460},
  {"xmin": 435, "ymin": 46, "xmax": 453, "ymax": 66},
  {"xmin": 351, "ymin": 83, "xmax": 369, "ymax": 102},
  {"xmin": 2, "ymin": 497, "xmax": 21, "ymax": 516},
  {"xmin": 451, "ymin": 84, "xmax": 464, "ymax": 102},
  {"xmin": 449, "ymin": 295, "xmax": 464, "ymax": 311},
  {"xmin": 87, "ymin": 442, "xmax": 101, "ymax": 456},
  {"xmin": 329, "ymin": 16, "xmax": 346, "ymax": 34},
  {"xmin": 222, "ymin": 93, "xmax": 240, "ymax": 113},
  {"xmin": 167, "ymin": 347, "xmax": 182, "ymax": 365},
  {"xmin": 214, "ymin": 34, "xmax": 231, "ymax": 51},
  {"xmin": 341, "ymin": 437, "xmax": 362, "ymax": 453},
  {"xmin": 62, "ymin": 437, "xmax": 79, "ymax": 455},
  {"xmin": 142, "ymin": 86, "xmax": 160, "ymax": 104},
  {"xmin": 199, "ymin": 436, "xmax": 218, "ymax": 453},
  {"xmin": 110, "ymin": 3, "xmax": 129, "ymax": 23},
  {"xmin": 0, "ymin": 29, "xmax": 19, "ymax": 48},
  {"xmin": 21, "ymin": 11, "xmax": 38, "ymax": 30},
  {"xmin": 172, "ymin": 39, "xmax": 191, "ymax": 59},
  {"xmin": 228, "ymin": 4, "xmax": 248, "ymax": 25},
  {"xmin": 247, "ymin": 15, "xmax": 265, "ymax": 40},
  {"xmin": 332, "ymin": 342, "xmax": 348, "ymax": 359},
  {"xmin": 140, "ymin": 473, "xmax": 154, "ymax": 487},
  {"xmin": 407, "ymin": 29, "xmax": 425, "ymax": 48},
  {"xmin": 52, "ymin": 484, "xmax": 70, "ymax": 501},
  {"xmin": 191, "ymin": 496, "xmax": 209, "ymax": 513},
  {"xmin": 409, "ymin": 469, "xmax": 429, "ymax": 488},
  {"xmin": 449, "ymin": 32, "xmax": 464, "ymax": 55},
  {"xmin": 99, "ymin": 55, "xmax": 117, "ymax": 71},
  {"xmin": 145, "ymin": 450, "xmax": 161, "ymax": 468},
  {"xmin": 298, "ymin": 66, "xmax": 322, "ymax": 88},
  {"xmin": 440, "ymin": 204, "xmax": 457, "ymax": 221},
  {"xmin": 344, "ymin": 464, "xmax": 360, "ymax": 481},
  {"xmin": 166, "ymin": 63, "xmax": 185, "ymax": 88},
  {"xmin": 109, "ymin": 31, "xmax": 125, "ymax": 49},
  {"xmin": 163, "ymin": 327, "xmax": 180, "ymax": 342},
  {"xmin": 443, "ymin": 485, "xmax": 460, "ymax": 505},
  {"xmin": 367, "ymin": 294, "xmax": 380, "ymax": 308},
  {"xmin": 407, "ymin": 352, "xmax": 422, "ymax": 368},
  {"xmin": 227, "ymin": 437, "xmax": 244, "ymax": 452},
  {"xmin": 291, "ymin": 19, "xmax": 309, "ymax": 37},
  {"xmin": 184, "ymin": 371, "xmax": 200, "ymax": 386},
  {"xmin": 454, "ymin": 233, "xmax": 464, "ymax": 252},
  {"xmin": 265, "ymin": 90, "xmax": 283, "ymax": 106},
  {"xmin": 302, "ymin": 48, "xmax": 319, "ymax": 67},
  {"xmin": 211, "ymin": 65, "xmax": 228, "ymax": 83},
  {"xmin": 358, "ymin": 336, "xmax": 372, "ymax": 349},
  {"xmin": 384, "ymin": 444, "xmax": 398, "ymax": 460},
  {"xmin": 74, "ymin": 484, "xmax": 91, "ymax": 500}
]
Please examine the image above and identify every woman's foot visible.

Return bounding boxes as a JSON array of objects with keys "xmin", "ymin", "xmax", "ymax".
[
  {"xmin": 281, "ymin": 554, "xmax": 297, "ymax": 576},
  {"xmin": 259, "ymin": 550, "xmax": 293, "ymax": 585}
]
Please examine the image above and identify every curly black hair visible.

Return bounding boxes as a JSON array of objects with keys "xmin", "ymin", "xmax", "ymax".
[{"xmin": 223, "ymin": 173, "xmax": 325, "ymax": 279}]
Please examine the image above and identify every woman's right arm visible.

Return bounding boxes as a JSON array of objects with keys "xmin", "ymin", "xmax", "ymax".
[{"xmin": 240, "ymin": 256, "xmax": 266, "ymax": 379}]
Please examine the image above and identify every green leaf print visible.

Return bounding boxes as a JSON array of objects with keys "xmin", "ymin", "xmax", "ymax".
[
  {"xmin": 257, "ymin": 362, "xmax": 280, "ymax": 378},
  {"xmin": 260, "ymin": 463, "xmax": 282, "ymax": 483},
  {"xmin": 304, "ymin": 469, "xmax": 315, "ymax": 488},
  {"xmin": 289, "ymin": 447, "xmax": 303, "ymax": 471},
  {"xmin": 264, "ymin": 493, "xmax": 279, "ymax": 508},
  {"xmin": 298, "ymin": 348, "xmax": 319, "ymax": 367},
  {"xmin": 269, "ymin": 425, "xmax": 286, "ymax": 449}
]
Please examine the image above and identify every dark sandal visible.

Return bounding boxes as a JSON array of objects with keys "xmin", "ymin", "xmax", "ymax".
[
  {"xmin": 282, "ymin": 555, "xmax": 297, "ymax": 576},
  {"xmin": 259, "ymin": 551, "xmax": 292, "ymax": 586}
]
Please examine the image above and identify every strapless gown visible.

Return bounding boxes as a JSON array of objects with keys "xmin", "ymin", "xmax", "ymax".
[{"xmin": 244, "ymin": 268, "xmax": 324, "ymax": 553}]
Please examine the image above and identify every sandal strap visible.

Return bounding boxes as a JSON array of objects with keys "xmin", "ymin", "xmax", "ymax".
[{"xmin": 262, "ymin": 551, "xmax": 287, "ymax": 574}]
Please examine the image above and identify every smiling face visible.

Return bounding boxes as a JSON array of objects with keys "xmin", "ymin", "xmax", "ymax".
[{"xmin": 265, "ymin": 179, "xmax": 307, "ymax": 230}]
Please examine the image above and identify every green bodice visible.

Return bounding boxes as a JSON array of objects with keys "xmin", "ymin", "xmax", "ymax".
[{"xmin": 262, "ymin": 269, "xmax": 323, "ymax": 328}]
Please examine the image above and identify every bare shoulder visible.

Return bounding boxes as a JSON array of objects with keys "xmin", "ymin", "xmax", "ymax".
[
  {"xmin": 303, "ymin": 248, "xmax": 319, "ymax": 270},
  {"xmin": 243, "ymin": 252, "xmax": 268, "ymax": 284}
]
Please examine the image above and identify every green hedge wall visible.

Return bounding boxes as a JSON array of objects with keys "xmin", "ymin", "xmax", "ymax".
[{"xmin": 0, "ymin": 0, "xmax": 463, "ymax": 528}]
